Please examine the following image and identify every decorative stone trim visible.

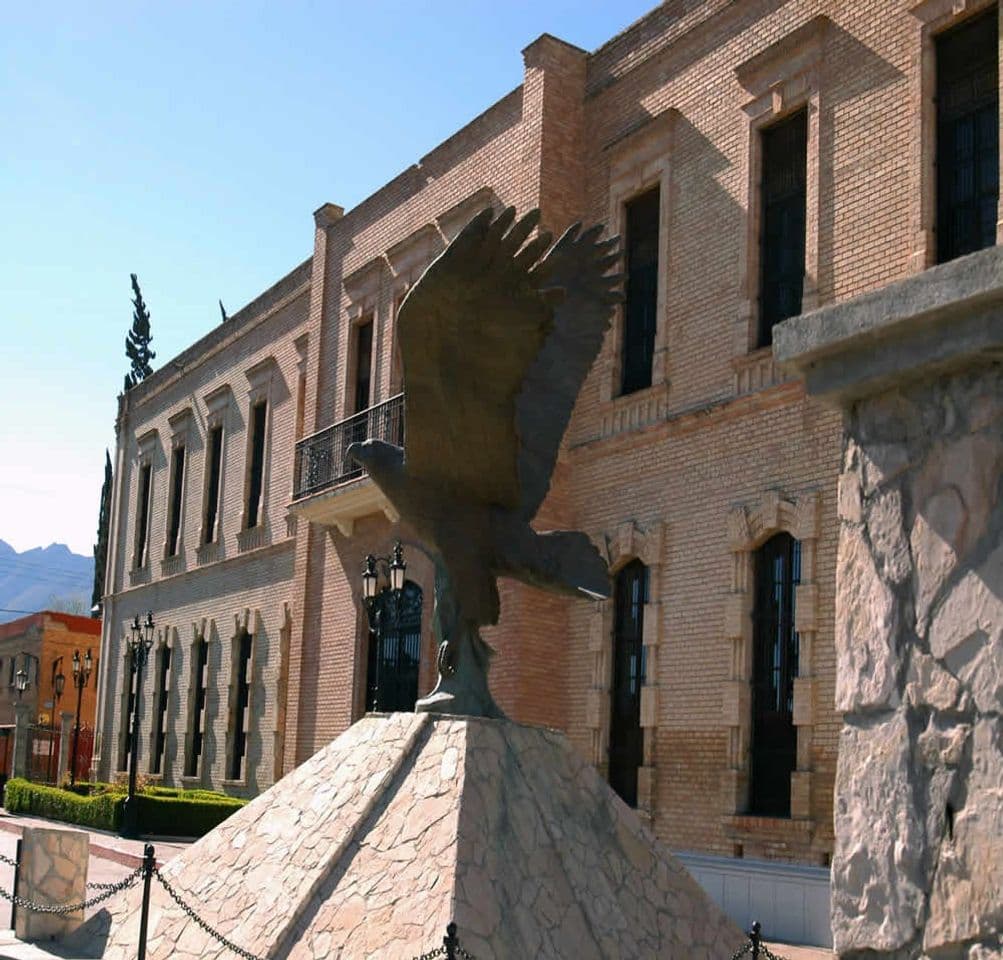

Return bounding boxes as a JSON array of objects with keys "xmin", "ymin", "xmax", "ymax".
[
  {"xmin": 196, "ymin": 542, "xmax": 220, "ymax": 566},
  {"xmin": 731, "ymin": 347, "xmax": 788, "ymax": 398},
  {"xmin": 598, "ymin": 110, "xmax": 676, "ymax": 413},
  {"xmin": 128, "ymin": 566, "xmax": 150, "ymax": 587},
  {"xmin": 159, "ymin": 554, "xmax": 184, "ymax": 578},
  {"xmin": 732, "ymin": 17, "xmax": 829, "ymax": 374},
  {"xmin": 908, "ymin": 0, "xmax": 1001, "ymax": 272},
  {"xmin": 721, "ymin": 489, "xmax": 820, "ymax": 822},
  {"xmin": 236, "ymin": 525, "xmax": 268, "ymax": 554},
  {"xmin": 583, "ymin": 519, "xmax": 667, "ymax": 820}
]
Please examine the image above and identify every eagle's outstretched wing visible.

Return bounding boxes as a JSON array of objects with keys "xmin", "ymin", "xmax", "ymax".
[
  {"xmin": 397, "ymin": 206, "xmax": 620, "ymax": 511},
  {"xmin": 397, "ymin": 206, "xmax": 556, "ymax": 507},
  {"xmin": 516, "ymin": 222, "xmax": 622, "ymax": 520}
]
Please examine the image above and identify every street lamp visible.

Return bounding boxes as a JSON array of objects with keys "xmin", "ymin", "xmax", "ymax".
[
  {"xmin": 69, "ymin": 649, "xmax": 93, "ymax": 787},
  {"xmin": 121, "ymin": 612, "xmax": 154, "ymax": 838},
  {"xmin": 361, "ymin": 541, "xmax": 407, "ymax": 711},
  {"xmin": 47, "ymin": 658, "xmax": 65, "ymax": 783},
  {"xmin": 14, "ymin": 669, "xmax": 29, "ymax": 701}
]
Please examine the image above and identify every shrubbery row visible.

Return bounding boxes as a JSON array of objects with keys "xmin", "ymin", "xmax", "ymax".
[{"xmin": 2, "ymin": 779, "xmax": 247, "ymax": 837}]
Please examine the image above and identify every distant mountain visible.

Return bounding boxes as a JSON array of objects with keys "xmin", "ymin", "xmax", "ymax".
[{"xmin": 0, "ymin": 541, "xmax": 94, "ymax": 624}]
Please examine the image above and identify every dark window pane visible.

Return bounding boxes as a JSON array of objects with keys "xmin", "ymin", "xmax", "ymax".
[
  {"xmin": 354, "ymin": 320, "xmax": 374, "ymax": 414},
  {"xmin": 246, "ymin": 402, "xmax": 267, "ymax": 529},
  {"xmin": 135, "ymin": 464, "xmax": 152, "ymax": 567},
  {"xmin": 609, "ymin": 559, "xmax": 648, "ymax": 807},
  {"xmin": 229, "ymin": 631, "xmax": 252, "ymax": 780},
  {"xmin": 151, "ymin": 646, "xmax": 171, "ymax": 774},
  {"xmin": 750, "ymin": 533, "xmax": 801, "ymax": 816},
  {"xmin": 758, "ymin": 110, "xmax": 808, "ymax": 346},
  {"xmin": 185, "ymin": 638, "xmax": 209, "ymax": 778},
  {"xmin": 204, "ymin": 425, "xmax": 223, "ymax": 545},
  {"xmin": 167, "ymin": 446, "xmax": 185, "ymax": 557},
  {"xmin": 621, "ymin": 188, "xmax": 660, "ymax": 395},
  {"xmin": 936, "ymin": 8, "xmax": 999, "ymax": 264}
]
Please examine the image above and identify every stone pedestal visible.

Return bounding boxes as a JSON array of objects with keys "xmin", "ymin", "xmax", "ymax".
[
  {"xmin": 15, "ymin": 826, "xmax": 89, "ymax": 942},
  {"xmin": 12, "ymin": 702, "xmax": 31, "ymax": 780},
  {"xmin": 71, "ymin": 712, "xmax": 742, "ymax": 960},
  {"xmin": 775, "ymin": 245, "xmax": 1003, "ymax": 960}
]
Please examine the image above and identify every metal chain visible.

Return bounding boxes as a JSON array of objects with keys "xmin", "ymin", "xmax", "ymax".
[
  {"xmin": 760, "ymin": 944, "xmax": 791, "ymax": 960},
  {"xmin": 153, "ymin": 867, "xmax": 265, "ymax": 960},
  {"xmin": 0, "ymin": 852, "xmax": 18, "ymax": 868},
  {"xmin": 729, "ymin": 941, "xmax": 753, "ymax": 960},
  {"xmin": 0, "ymin": 866, "xmax": 143, "ymax": 915},
  {"xmin": 411, "ymin": 948, "xmax": 446, "ymax": 960},
  {"xmin": 88, "ymin": 878, "xmax": 128, "ymax": 890}
]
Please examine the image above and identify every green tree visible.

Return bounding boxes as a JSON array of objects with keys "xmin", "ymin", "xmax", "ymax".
[
  {"xmin": 124, "ymin": 273, "xmax": 155, "ymax": 388},
  {"xmin": 91, "ymin": 450, "xmax": 112, "ymax": 617}
]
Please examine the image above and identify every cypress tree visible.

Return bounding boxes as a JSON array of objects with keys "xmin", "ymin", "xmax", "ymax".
[
  {"xmin": 125, "ymin": 272, "xmax": 155, "ymax": 386},
  {"xmin": 91, "ymin": 450, "xmax": 112, "ymax": 617},
  {"xmin": 219, "ymin": 299, "xmax": 228, "ymax": 323}
]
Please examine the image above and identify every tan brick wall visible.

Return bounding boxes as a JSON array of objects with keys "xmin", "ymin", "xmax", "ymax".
[{"xmin": 96, "ymin": 0, "xmax": 1001, "ymax": 868}]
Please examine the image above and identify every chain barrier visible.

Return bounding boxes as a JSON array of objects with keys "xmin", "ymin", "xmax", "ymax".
[
  {"xmin": 0, "ymin": 865, "xmax": 143, "ymax": 915},
  {"xmin": 729, "ymin": 941, "xmax": 753, "ymax": 960},
  {"xmin": 0, "ymin": 852, "xmax": 18, "ymax": 868},
  {"xmin": 153, "ymin": 866, "xmax": 266, "ymax": 960}
]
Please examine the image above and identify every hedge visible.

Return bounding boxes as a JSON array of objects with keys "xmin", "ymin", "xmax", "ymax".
[
  {"xmin": 3, "ymin": 779, "xmax": 123, "ymax": 831},
  {"xmin": 133, "ymin": 793, "xmax": 246, "ymax": 836},
  {"xmin": 3, "ymin": 779, "xmax": 248, "ymax": 837}
]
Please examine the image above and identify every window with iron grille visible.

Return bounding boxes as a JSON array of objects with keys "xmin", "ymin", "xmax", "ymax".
[
  {"xmin": 609, "ymin": 559, "xmax": 647, "ymax": 807},
  {"xmin": 749, "ymin": 532, "xmax": 801, "ymax": 817},
  {"xmin": 184, "ymin": 635, "xmax": 209, "ymax": 778},
  {"xmin": 621, "ymin": 188, "xmax": 660, "ymax": 395},
  {"xmin": 758, "ymin": 109, "xmax": 807, "ymax": 347},
  {"xmin": 202, "ymin": 424, "xmax": 224, "ymax": 545},
  {"xmin": 245, "ymin": 401, "xmax": 267, "ymax": 529},
  {"xmin": 936, "ymin": 8, "xmax": 999, "ymax": 264},
  {"xmin": 150, "ymin": 644, "xmax": 171, "ymax": 775},
  {"xmin": 227, "ymin": 630, "xmax": 252, "ymax": 781},
  {"xmin": 133, "ymin": 463, "xmax": 153, "ymax": 568},
  {"xmin": 366, "ymin": 580, "xmax": 423, "ymax": 713},
  {"xmin": 166, "ymin": 445, "xmax": 186, "ymax": 557}
]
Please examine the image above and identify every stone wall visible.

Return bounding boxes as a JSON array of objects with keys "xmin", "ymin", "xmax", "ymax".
[
  {"xmin": 775, "ymin": 245, "xmax": 1003, "ymax": 959},
  {"xmin": 16, "ymin": 826, "xmax": 89, "ymax": 942},
  {"xmin": 832, "ymin": 365, "xmax": 1003, "ymax": 959}
]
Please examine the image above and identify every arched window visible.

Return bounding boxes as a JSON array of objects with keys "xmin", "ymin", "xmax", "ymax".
[
  {"xmin": 366, "ymin": 580, "xmax": 423, "ymax": 713},
  {"xmin": 750, "ymin": 532, "xmax": 801, "ymax": 816},
  {"xmin": 609, "ymin": 559, "xmax": 647, "ymax": 807}
]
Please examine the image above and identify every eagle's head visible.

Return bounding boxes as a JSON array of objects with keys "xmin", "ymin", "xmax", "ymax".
[{"xmin": 347, "ymin": 438, "xmax": 404, "ymax": 485}]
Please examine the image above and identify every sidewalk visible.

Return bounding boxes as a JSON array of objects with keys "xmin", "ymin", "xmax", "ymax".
[{"xmin": 0, "ymin": 811, "xmax": 192, "ymax": 868}]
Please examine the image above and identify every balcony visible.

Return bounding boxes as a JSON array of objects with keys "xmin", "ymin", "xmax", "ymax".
[{"xmin": 289, "ymin": 394, "xmax": 404, "ymax": 536}]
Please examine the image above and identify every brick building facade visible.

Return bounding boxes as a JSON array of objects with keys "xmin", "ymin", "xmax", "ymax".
[
  {"xmin": 94, "ymin": 0, "xmax": 1001, "ymax": 944},
  {"xmin": 0, "ymin": 611, "xmax": 102, "ymax": 780}
]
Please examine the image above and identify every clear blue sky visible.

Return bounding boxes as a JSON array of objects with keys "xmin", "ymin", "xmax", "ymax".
[{"xmin": 0, "ymin": 1, "xmax": 654, "ymax": 556}]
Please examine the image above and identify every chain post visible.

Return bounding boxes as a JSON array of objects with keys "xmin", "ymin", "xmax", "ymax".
[
  {"xmin": 137, "ymin": 843, "xmax": 155, "ymax": 960},
  {"xmin": 10, "ymin": 837, "xmax": 21, "ymax": 932},
  {"xmin": 750, "ymin": 920, "xmax": 762, "ymax": 960},
  {"xmin": 444, "ymin": 921, "xmax": 459, "ymax": 960}
]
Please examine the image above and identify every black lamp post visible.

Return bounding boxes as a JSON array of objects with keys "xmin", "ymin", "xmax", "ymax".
[
  {"xmin": 14, "ymin": 669, "xmax": 29, "ymax": 702},
  {"xmin": 69, "ymin": 648, "xmax": 93, "ymax": 787},
  {"xmin": 47, "ymin": 659, "xmax": 65, "ymax": 783},
  {"xmin": 361, "ymin": 541, "xmax": 406, "ymax": 711},
  {"xmin": 121, "ymin": 612, "xmax": 154, "ymax": 838}
]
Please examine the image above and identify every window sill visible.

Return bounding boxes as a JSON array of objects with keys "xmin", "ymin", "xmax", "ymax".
[
  {"xmin": 160, "ymin": 554, "xmax": 185, "ymax": 578},
  {"xmin": 196, "ymin": 542, "xmax": 220, "ymax": 567},
  {"xmin": 236, "ymin": 525, "xmax": 268, "ymax": 554},
  {"xmin": 731, "ymin": 346, "xmax": 790, "ymax": 398},
  {"xmin": 128, "ymin": 566, "xmax": 150, "ymax": 587},
  {"xmin": 600, "ymin": 380, "xmax": 671, "ymax": 440},
  {"xmin": 179, "ymin": 774, "xmax": 202, "ymax": 785},
  {"xmin": 724, "ymin": 813, "xmax": 815, "ymax": 843}
]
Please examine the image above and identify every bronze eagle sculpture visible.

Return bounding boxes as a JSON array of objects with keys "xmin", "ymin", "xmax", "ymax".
[{"xmin": 349, "ymin": 206, "xmax": 622, "ymax": 717}]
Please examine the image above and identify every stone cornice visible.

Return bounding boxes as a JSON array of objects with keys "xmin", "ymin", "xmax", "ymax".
[{"xmin": 773, "ymin": 246, "xmax": 1003, "ymax": 401}]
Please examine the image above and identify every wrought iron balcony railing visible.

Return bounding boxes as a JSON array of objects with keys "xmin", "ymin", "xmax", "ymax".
[{"xmin": 293, "ymin": 393, "xmax": 404, "ymax": 499}]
